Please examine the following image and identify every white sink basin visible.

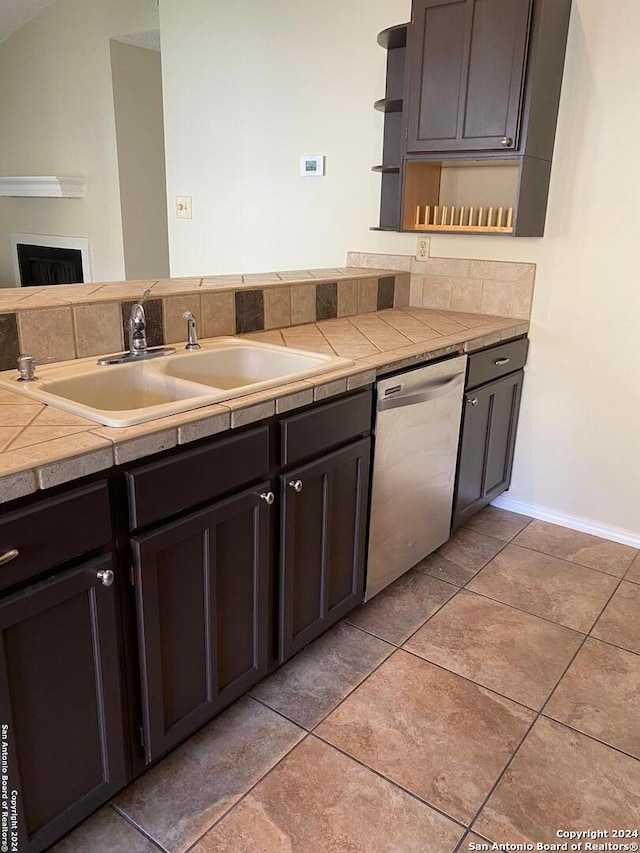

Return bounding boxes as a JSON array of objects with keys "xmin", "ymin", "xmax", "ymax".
[
  {"xmin": 0, "ymin": 338, "xmax": 352, "ymax": 427},
  {"xmin": 162, "ymin": 345, "xmax": 338, "ymax": 390}
]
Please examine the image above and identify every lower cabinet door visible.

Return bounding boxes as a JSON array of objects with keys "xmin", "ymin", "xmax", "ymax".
[
  {"xmin": 0, "ymin": 555, "xmax": 126, "ymax": 853},
  {"xmin": 453, "ymin": 370, "xmax": 524, "ymax": 529},
  {"xmin": 280, "ymin": 438, "xmax": 371, "ymax": 661},
  {"xmin": 132, "ymin": 484, "xmax": 271, "ymax": 763}
]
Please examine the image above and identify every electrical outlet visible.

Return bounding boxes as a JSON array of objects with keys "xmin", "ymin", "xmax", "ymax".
[
  {"xmin": 416, "ymin": 237, "xmax": 429, "ymax": 261},
  {"xmin": 176, "ymin": 196, "xmax": 192, "ymax": 219}
]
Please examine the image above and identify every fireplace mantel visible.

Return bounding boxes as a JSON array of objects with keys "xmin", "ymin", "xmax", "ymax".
[{"xmin": 0, "ymin": 176, "xmax": 86, "ymax": 198}]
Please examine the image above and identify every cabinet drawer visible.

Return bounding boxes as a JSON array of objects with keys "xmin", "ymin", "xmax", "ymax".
[
  {"xmin": 0, "ymin": 481, "xmax": 112, "ymax": 592},
  {"xmin": 466, "ymin": 338, "xmax": 529, "ymax": 389},
  {"xmin": 280, "ymin": 390, "xmax": 372, "ymax": 467},
  {"xmin": 126, "ymin": 425, "xmax": 270, "ymax": 530}
]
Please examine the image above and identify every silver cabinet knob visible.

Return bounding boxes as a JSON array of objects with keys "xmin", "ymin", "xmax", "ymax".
[
  {"xmin": 259, "ymin": 492, "xmax": 275, "ymax": 505},
  {"xmin": 493, "ymin": 357, "xmax": 510, "ymax": 366},
  {"xmin": 468, "ymin": 397, "xmax": 479, "ymax": 406},
  {"xmin": 97, "ymin": 569, "xmax": 115, "ymax": 587},
  {"xmin": 289, "ymin": 480, "xmax": 303, "ymax": 493},
  {"xmin": 0, "ymin": 548, "xmax": 19, "ymax": 567},
  {"xmin": 501, "ymin": 137, "xmax": 513, "ymax": 147}
]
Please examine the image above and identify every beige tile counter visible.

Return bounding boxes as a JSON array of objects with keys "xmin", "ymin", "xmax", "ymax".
[{"xmin": 0, "ymin": 307, "xmax": 528, "ymax": 504}]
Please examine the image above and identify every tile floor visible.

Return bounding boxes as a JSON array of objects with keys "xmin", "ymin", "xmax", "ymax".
[{"xmin": 53, "ymin": 506, "xmax": 640, "ymax": 853}]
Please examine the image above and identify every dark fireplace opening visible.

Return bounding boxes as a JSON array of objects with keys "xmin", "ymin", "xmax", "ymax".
[{"xmin": 17, "ymin": 243, "xmax": 84, "ymax": 286}]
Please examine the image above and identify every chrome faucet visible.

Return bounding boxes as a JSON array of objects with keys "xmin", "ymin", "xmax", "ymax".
[
  {"xmin": 97, "ymin": 286, "xmax": 176, "ymax": 366},
  {"xmin": 183, "ymin": 311, "xmax": 201, "ymax": 351},
  {"xmin": 129, "ymin": 288, "xmax": 152, "ymax": 355}
]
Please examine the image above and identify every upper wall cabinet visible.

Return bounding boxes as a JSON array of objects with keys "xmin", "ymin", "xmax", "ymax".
[
  {"xmin": 406, "ymin": 0, "xmax": 532, "ymax": 154},
  {"xmin": 373, "ymin": 0, "xmax": 572, "ymax": 236}
]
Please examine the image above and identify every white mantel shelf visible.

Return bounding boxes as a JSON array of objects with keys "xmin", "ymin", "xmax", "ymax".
[{"xmin": 0, "ymin": 176, "xmax": 86, "ymax": 198}]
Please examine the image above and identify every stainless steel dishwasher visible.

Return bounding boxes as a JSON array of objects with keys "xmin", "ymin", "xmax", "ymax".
[{"xmin": 366, "ymin": 354, "xmax": 467, "ymax": 600}]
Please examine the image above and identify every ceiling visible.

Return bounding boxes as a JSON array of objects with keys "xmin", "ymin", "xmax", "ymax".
[{"xmin": 0, "ymin": 0, "xmax": 58, "ymax": 44}]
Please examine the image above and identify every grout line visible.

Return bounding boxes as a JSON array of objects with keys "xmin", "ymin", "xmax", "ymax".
[
  {"xmin": 109, "ymin": 803, "xmax": 170, "ymax": 852},
  {"xmin": 504, "ymin": 539, "xmax": 637, "ymax": 580},
  {"xmin": 181, "ymin": 716, "xmax": 310, "ymax": 852},
  {"xmin": 537, "ymin": 714, "xmax": 640, "ymax": 765},
  {"xmin": 398, "ymin": 645, "xmax": 539, "ymax": 716},
  {"xmin": 584, "ymin": 632, "xmax": 640, "ymax": 660},
  {"xmin": 462, "ymin": 630, "xmax": 593, "ymax": 837},
  {"xmin": 309, "ymin": 729, "xmax": 470, "ymax": 836},
  {"xmin": 462, "ymin": 562, "xmax": 632, "ymax": 839}
]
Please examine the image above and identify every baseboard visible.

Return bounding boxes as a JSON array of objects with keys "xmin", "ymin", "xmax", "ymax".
[{"xmin": 491, "ymin": 495, "xmax": 640, "ymax": 549}]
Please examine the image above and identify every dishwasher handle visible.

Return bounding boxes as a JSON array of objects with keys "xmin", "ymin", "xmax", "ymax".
[{"xmin": 378, "ymin": 373, "xmax": 464, "ymax": 411}]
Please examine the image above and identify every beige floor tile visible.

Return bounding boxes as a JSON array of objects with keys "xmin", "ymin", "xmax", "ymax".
[
  {"xmin": 347, "ymin": 570, "xmax": 457, "ymax": 645},
  {"xmin": 513, "ymin": 519, "xmax": 637, "ymax": 577},
  {"xmin": 114, "ymin": 696, "xmax": 304, "ymax": 853},
  {"xmin": 193, "ymin": 737, "xmax": 464, "ymax": 853},
  {"xmin": 405, "ymin": 591, "xmax": 583, "ymax": 709},
  {"xmin": 626, "ymin": 553, "xmax": 640, "ymax": 584},
  {"xmin": 463, "ymin": 506, "xmax": 532, "ymax": 541},
  {"xmin": 474, "ymin": 717, "xmax": 640, "ymax": 845},
  {"xmin": 415, "ymin": 528, "xmax": 506, "ymax": 586},
  {"xmin": 591, "ymin": 581, "xmax": 640, "ymax": 654},
  {"xmin": 467, "ymin": 545, "xmax": 617, "ymax": 632},
  {"xmin": 51, "ymin": 806, "xmax": 156, "ymax": 852},
  {"xmin": 545, "ymin": 637, "xmax": 640, "ymax": 757},
  {"xmin": 316, "ymin": 650, "xmax": 534, "ymax": 823},
  {"xmin": 251, "ymin": 622, "xmax": 392, "ymax": 729}
]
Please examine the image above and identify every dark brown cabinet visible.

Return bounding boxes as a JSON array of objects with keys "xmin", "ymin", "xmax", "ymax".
[
  {"xmin": 406, "ymin": 0, "xmax": 532, "ymax": 154},
  {"xmin": 375, "ymin": 0, "xmax": 571, "ymax": 236},
  {"xmin": 0, "ymin": 388, "xmax": 374, "ymax": 850},
  {"xmin": 131, "ymin": 484, "xmax": 271, "ymax": 763},
  {"xmin": 452, "ymin": 339, "xmax": 528, "ymax": 529},
  {"xmin": 280, "ymin": 439, "xmax": 371, "ymax": 661},
  {"xmin": 0, "ymin": 555, "xmax": 126, "ymax": 853}
]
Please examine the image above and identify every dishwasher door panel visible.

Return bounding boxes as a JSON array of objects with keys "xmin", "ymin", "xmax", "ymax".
[{"xmin": 366, "ymin": 355, "xmax": 466, "ymax": 600}]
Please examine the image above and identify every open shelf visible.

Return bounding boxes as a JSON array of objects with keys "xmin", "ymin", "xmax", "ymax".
[
  {"xmin": 377, "ymin": 23, "xmax": 408, "ymax": 50},
  {"xmin": 374, "ymin": 98, "xmax": 403, "ymax": 113},
  {"xmin": 402, "ymin": 159, "xmax": 519, "ymax": 235}
]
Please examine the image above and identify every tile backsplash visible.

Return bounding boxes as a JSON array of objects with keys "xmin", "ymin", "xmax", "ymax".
[
  {"xmin": 347, "ymin": 244, "xmax": 535, "ymax": 321},
  {"xmin": 0, "ymin": 269, "xmax": 410, "ymax": 367}
]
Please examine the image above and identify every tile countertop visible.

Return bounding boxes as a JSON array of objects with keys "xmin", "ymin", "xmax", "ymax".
[{"xmin": 0, "ymin": 308, "xmax": 529, "ymax": 504}]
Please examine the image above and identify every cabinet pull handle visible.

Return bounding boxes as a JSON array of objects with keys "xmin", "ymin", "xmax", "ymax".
[
  {"xmin": 97, "ymin": 569, "xmax": 115, "ymax": 587},
  {"xmin": 467, "ymin": 398, "xmax": 479, "ymax": 407},
  {"xmin": 0, "ymin": 548, "xmax": 19, "ymax": 566},
  {"xmin": 259, "ymin": 491, "xmax": 275, "ymax": 505},
  {"xmin": 494, "ymin": 357, "xmax": 510, "ymax": 366},
  {"xmin": 289, "ymin": 480, "xmax": 303, "ymax": 493},
  {"xmin": 501, "ymin": 137, "xmax": 513, "ymax": 147}
]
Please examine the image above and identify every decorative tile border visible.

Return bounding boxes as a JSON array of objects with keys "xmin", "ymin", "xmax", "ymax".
[{"xmin": 0, "ymin": 269, "xmax": 410, "ymax": 367}]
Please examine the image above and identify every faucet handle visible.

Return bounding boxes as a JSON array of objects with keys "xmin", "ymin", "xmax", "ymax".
[
  {"xmin": 183, "ymin": 311, "xmax": 201, "ymax": 351},
  {"xmin": 17, "ymin": 353, "xmax": 55, "ymax": 382}
]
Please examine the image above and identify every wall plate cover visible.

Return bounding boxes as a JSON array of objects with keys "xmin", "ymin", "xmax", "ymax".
[
  {"xmin": 176, "ymin": 196, "xmax": 192, "ymax": 219},
  {"xmin": 300, "ymin": 155, "xmax": 325, "ymax": 177}
]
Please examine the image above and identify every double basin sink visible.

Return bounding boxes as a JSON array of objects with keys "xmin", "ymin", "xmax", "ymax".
[{"xmin": 0, "ymin": 338, "xmax": 353, "ymax": 427}]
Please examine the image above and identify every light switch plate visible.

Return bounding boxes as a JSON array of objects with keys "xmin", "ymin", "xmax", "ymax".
[{"xmin": 176, "ymin": 196, "xmax": 192, "ymax": 219}]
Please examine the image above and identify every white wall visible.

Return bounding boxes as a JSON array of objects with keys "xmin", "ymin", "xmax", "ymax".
[
  {"xmin": 159, "ymin": 0, "xmax": 410, "ymax": 275},
  {"xmin": 0, "ymin": 0, "xmax": 160, "ymax": 286},
  {"xmin": 161, "ymin": 0, "xmax": 640, "ymax": 539},
  {"xmin": 110, "ymin": 39, "xmax": 170, "ymax": 281}
]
